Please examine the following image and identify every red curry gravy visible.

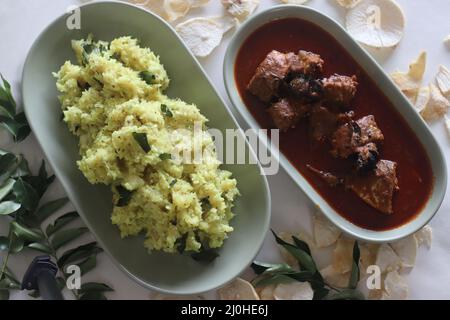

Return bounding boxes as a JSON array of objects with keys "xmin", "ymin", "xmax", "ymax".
[{"xmin": 235, "ymin": 18, "xmax": 434, "ymax": 231}]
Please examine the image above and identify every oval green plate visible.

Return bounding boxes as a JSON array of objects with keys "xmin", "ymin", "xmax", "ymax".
[{"xmin": 22, "ymin": 1, "xmax": 271, "ymax": 295}]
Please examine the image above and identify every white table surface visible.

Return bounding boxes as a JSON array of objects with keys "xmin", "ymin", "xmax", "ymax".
[{"xmin": 1, "ymin": 0, "xmax": 449, "ymax": 300}]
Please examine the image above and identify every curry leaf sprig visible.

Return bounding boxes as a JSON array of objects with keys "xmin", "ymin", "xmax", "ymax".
[
  {"xmin": 0, "ymin": 148, "xmax": 112, "ymax": 300},
  {"xmin": 0, "ymin": 75, "xmax": 30, "ymax": 142},
  {"xmin": 251, "ymin": 230, "xmax": 365, "ymax": 300}
]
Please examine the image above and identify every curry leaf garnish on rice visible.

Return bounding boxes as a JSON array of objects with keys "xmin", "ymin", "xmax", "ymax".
[
  {"xmin": 175, "ymin": 233, "xmax": 188, "ymax": 254},
  {"xmin": 132, "ymin": 132, "xmax": 151, "ymax": 153},
  {"xmin": 139, "ymin": 71, "xmax": 157, "ymax": 85},
  {"xmin": 159, "ymin": 153, "xmax": 172, "ymax": 161},
  {"xmin": 115, "ymin": 185, "xmax": 134, "ymax": 207},
  {"xmin": 160, "ymin": 104, "xmax": 173, "ymax": 117}
]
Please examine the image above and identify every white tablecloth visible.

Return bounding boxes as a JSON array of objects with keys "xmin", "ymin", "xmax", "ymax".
[{"xmin": 0, "ymin": 0, "xmax": 449, "ymax": 299}]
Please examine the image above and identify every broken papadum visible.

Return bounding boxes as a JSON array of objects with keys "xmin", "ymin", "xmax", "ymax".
[
  {"xmin": 222, "ymin": 0, "xmax": 259, "ymax": 21},
  {"xmin": 375, "ymin": 244, "xmax": 402, "ymax": 274},
  {"xmin": 346, "ymin": 0, "xmax": 405, "ymax": 48},
  {"xmin": 335, "ymin": 0, "xmax": 361, "ymax": 9},
  {"xmin": 127, "ymin": 0, "xmax": 209, "ymax": 22},
  {"xmin": 313, "ymin": 212, "xmax": 341, "ymax": 248},
  {"xmin": 273, "ymin": 281, "xmax": 314, "ymax": 300},
  {"xmin": 390, "ymin": 51, "xmax": 427, "ymax": 104},
  {"xmin": 332, "ymin": 237, "xmax": 355, "ymax": 274},
  {"xmin": 444, "ymin": 35, "xmax": 450, "ymax": 47},
  {"xmin": 414, "ymin": 224, "xmax": 432, "ymax": 249},
  {"xmin": 435, "ymin": 65, "xmax": 450, "ymax": 98},
  {"xmin": 368, "ymin": 226, "xmax": 432, "ymax": 300},
  {"xmin": 420, "ymin": 83, "xmax": 450, "ymax": 121},
  {"xmin": 218, "ymin": 278, "xmax": 260, "ymax": 300},
  {"xmin": 175, "ymin": 16, "xmax": 237, "ymax": 57},
  {"xmin": 320, "ymin": 265, "xmax": 351, "ymax": 288},
  {"xmin": 414, "ymin": 86, "xmax": 431, "ymax": 113},
  {"xmin": 381, "ymin": 270, "xmax": 409, "ymax": 300},
  {"xmin": 280, "ymin": 0, "xmax": 309, "ymax": 4},
  {"xmin": 445, "ymin": 116, "xmax": 450, "ymax": 139},
  {"xmin": 390, "ymin": 235, "xmax": 418, "ymax": 270},
  {"xmin": 256, "ymin": 284, "xmax": 276, "ymax": 300},
  {"xmin": 408, "ymin": 51, "xmax": 427, "ymax": 82}
]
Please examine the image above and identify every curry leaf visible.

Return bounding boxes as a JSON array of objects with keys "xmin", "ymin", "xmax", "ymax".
[
  {"xmin": 253, "ymin": 274, "xmax": 295, "ymax": 287},
  {"xmin": 11, "ymin": 157, "xmax": 30, "ymax": 178},
  {"xmin": 132, "ymin": 132, "xmax": 151, "ymax": 153},
  {"xmin": 12, "ymin": 178, "xmax": 39, "ymax": 211},
  {"xmin": 0, "ymin": 75, "xmax": 15, "ymax": 116},
  {"xmin": 11, "ymin": 221, "xmax": 45, "ymax": 242},
  {"xmin": 251, "ymin": 261, "xmax": 295, "ymax": 275},
  {"xmin": 9, "ymin": 231, "xmax": 24, "ymax": 254},
  {"xmin": 0, "ymin": 115, "xmax": 30, "ymax": 143},
  {"xmin": 25, "ymin": 160, "xmax": 54, "ymax": 197},
  {"xmin": 57, "ymin": 242, "xmax": 102, "ymax": 268},
  {"xmin": 292, "ymin": 235, "xmax": 312, "ymax": 256},
  {"xmin": 139, "ymin": 71, "xmax": 156, "ymax": 85},
  {"xmin": 271, "ymin": 230, "xmax": 316, "ymax": 273},
  {"xmin": 50, "ymin": 227, "xmax": 88, "ymax": 251},
  {"xmin": 159, "ymin": 153, "xmax": 172, "ymax": 161},
  {"xmin": 160, "ymin": 104, "xmax": 173, "ymax": 118},
  {"xmin": 0, "ymin": 153, "xmax": 20, "ymax": 185},
  {"xmin": 78, "ymin": 282, "xmax": 113, "ymax": 294},
  {"xmin": 0, "ymin": 201, "xmax": 21, "ymax": 215},
  {"xmin": 313, "ymin": 287, "xmax": 330, "ymax": 300},
  {"xmin": 0, "ymin": 179, "xmax": 15, "ymax": 201},
  {"xmin": 0, "ymin": 236, "xmax": 8, "ymax": 251},
  {"xmin": 27, "ymin": 242, "xmax": 53, "ymax": 254},
  {"xmin": 46, "ymin": 211, "xmax": 79, "ymax": 236},
  {"xmin": 35, "ymin": 197, "xmax": 69, "ymax": 223},
  {"xmin": 115, "ymin": 186, "xmax": 133, "ymax": 207},
  {"xmin": 77, "ymin": 254, "xmax": 97, "ymax": 276},
  {"xmin": 175, "ymin": 233, "xmax": 188, "ymax": 254},
  {"xmin": 79, "ymin": 291, "xmax": 107, "ymax": 300},
  {"xmin": 348, "ymin": 241, "xmax": 360, "ymax": 289},
  {"xmin": 328, "ymin": 289, "xmax": 365, "ymax": 300},
  {"xmin": 0, "ymin": 277, "xmax": 20, "ymax": 290}
]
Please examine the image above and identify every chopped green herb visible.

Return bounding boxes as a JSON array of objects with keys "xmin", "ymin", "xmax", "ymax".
[
  {"xmin": 98, "ymin": 44, "xmax": 109, "ymax": 54},
  {"xmin": 81, "ymin": 44, "xmax": 95, "ymax": 66},
  {"xmin": 139, "ymin": 71, "xmax": 156, "ymax": 85},
  {"xmin": 160, "ymin": 104, "xmax": 173, "ymax": 118},
  {"xmin": 111, "ymin": 52, "xmax": 122, "ymax": 63},
  {"xmin": 116, "ymin": 185, "xmax": 133, "ymax": 207},
  {"xmin": 201, "ymin": 198, "xmax": 212, "ymax": 212},
  {"xmin": 132, "ymin": 132, "xmax": 151, "ymax": 153},
  {"xmin": 169, "ymin": 179, "xmax": 177, "ymax": 187},
  {"xmin": 159, "ymin": 153, "xmax": 172, "ymax": 161},
  {"xmin": 82, "ymin": 44, "xmax": 94, "ymax": 55},
  {"xmin": 175, "ymin": 233, "xmax": 188, "ymax": 254}
]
